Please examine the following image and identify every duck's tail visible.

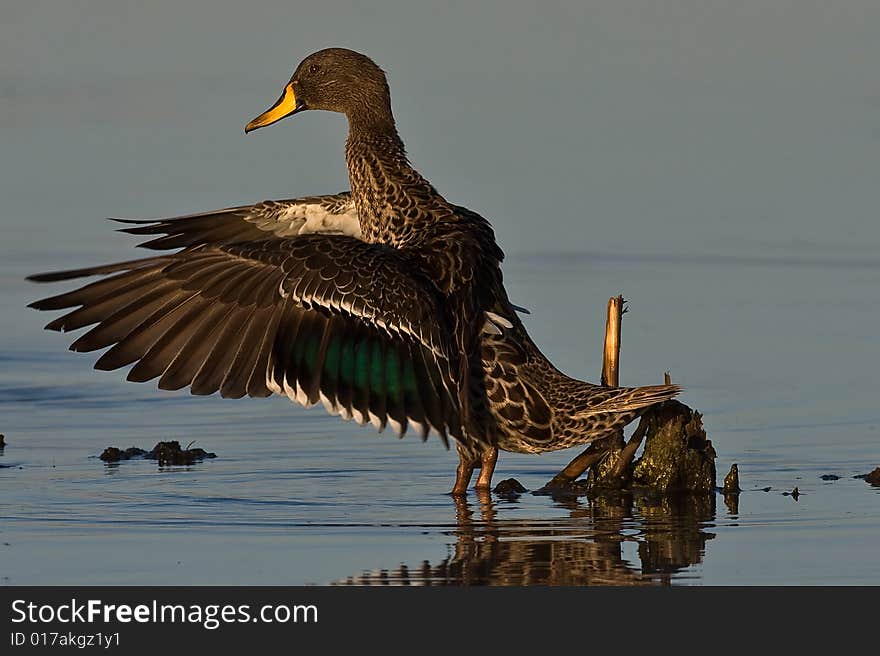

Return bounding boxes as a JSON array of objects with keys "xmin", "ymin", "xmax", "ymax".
[{"xmin": 571, "ymin": 383, "xmax": 682, "ymax": 419}]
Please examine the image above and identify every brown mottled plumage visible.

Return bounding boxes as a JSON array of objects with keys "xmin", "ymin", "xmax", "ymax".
[{"xmin": 28, "ymin": 48, "xmax": 679, "ymax": 494}]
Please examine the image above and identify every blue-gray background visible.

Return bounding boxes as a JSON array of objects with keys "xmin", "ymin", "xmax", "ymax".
[
  {"xmin": 4, "ymin": 1, "xmax": 879, "ymax": 258},
  {"xmin": 1, "ymin": 1, "xmax": 878, "ymax": 585}
]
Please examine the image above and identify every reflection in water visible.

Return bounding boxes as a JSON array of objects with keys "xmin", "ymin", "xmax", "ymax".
[{"xmin": 337, "ymin": 491, "xmax": 716, "ymax": 586}]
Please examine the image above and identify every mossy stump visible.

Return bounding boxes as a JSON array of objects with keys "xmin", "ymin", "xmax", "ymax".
[
  {"xmin": 630, "ymin": 401, "xmax": 716, "ymax": 493},
  {"xmin": 583, "ymin": 401, "xmax": 715, "ymax": 494}
]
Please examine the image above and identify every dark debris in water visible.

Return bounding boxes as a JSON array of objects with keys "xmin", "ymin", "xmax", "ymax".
[
  {"xmin": 532, "ymin": 478, "xmax": 591, "ymax": 498},
  {"xmin": 145, "ymin": 441, "xmax": 216, "ymax": 466},
  {"xmin": 820, "ymin": 474, "xmax": 840, "ymax": 481},
  {"xmin": 99, "ymin": 447, "xmax": 147, "ymax": 462},
  {"xmin": 100, "ymin": 441, "xmax": 216, "ymax": 466},
  {"xmin": 0, "ymin": 434, "xmax": 11, "ymax": 468},
  {"xmin": 723, "ymin": 464, "xmax": 741, "ymax": 493},
  {"xmin": 854, "ymin": 467, "xmax": 880, "ymax": 487},
  {"xmin": 782, "ymin": 487, "xmax": 800, "ymax": 500},
  {"xmin": 493, "ymin": 478, "xmax": 528, "ymax": 498}
]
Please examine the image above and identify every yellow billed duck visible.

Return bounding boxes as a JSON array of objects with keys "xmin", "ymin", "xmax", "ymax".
[{"xmin": 29, "ymin": 48, "xmax": 679, "ymax": 494}]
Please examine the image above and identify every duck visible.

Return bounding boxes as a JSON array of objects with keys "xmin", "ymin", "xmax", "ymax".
[{"xmin": 28, "ymin": 48, "xmax": 679, "ymax": 495}]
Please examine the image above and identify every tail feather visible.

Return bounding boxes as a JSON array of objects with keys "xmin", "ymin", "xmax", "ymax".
[{"xmin": 576, "ymin": 384, "xmax": 681, "ymax": 417}]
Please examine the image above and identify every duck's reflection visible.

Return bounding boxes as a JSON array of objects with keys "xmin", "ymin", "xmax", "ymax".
[{"xmin": 338, "ymin": 491, "xmax": 716, "ymax": 586}]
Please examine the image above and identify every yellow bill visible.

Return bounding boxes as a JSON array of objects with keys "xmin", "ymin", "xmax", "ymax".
[{"xmin": 245, "ymin": 83, "xmax": 302, "ymax": 133}]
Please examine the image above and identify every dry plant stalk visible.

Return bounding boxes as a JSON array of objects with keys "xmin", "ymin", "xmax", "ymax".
[
  {"xmin": 539, "ymin": 295, "xmax": 627, "ymax": 489},
  {"xmin": 600, "ymin": 295, "xmax": 624, "ymax": 387}
]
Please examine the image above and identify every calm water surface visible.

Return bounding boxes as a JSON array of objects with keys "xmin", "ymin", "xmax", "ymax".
[{"xmin": 1, "ymin": 245, "xmax": 878, "ymax": 585}]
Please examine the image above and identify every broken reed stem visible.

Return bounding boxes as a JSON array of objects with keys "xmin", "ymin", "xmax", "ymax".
[
  {"xmin": 539, "ymin": 294, "xmax": 630, "ymax": 489},
  {"xmin": 600, "ymin": 294, "xmax": 626, "ymax": 453},
  {"xmin": 601, "ymin": 295, "xmax": 624, "ymax": 388},
  {"xmin": 600, "ymin": 295, "xmax": 639, "ymax": 486}
]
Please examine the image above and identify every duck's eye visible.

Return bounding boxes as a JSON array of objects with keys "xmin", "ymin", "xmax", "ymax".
[{"xmin": 309, "ymin": 64, "xmax": 319, "ymax": 74}]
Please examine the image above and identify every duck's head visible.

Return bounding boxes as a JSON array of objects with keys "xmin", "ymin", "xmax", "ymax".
[{"xmin": 245, "ymin": 48, "xmax": 393, "ymax": 133}]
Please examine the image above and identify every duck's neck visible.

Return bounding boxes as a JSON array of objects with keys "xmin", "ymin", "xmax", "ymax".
[{"xmin": 345, "ymin": 118, "xmax": 445, "ymax": 246}]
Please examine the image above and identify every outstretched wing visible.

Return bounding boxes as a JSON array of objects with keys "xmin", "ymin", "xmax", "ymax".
[
  {"xmin": 112, "ymin": 192, "xmax": 360, "ymax": 250},
  {"xmin": 28, "ymin": 234, "xmax": 462, "ymax": 443}
]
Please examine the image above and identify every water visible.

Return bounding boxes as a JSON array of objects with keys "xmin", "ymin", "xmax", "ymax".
[{"xmin": 2, "ymin": 247, "xmax": 878, "ymax": 586}]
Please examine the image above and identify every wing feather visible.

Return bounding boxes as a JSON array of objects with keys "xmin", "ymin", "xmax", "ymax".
[
  {"xmin": 158, "ymin": 302, "xmax": 238, "ymax": 391},
  {"xmin": 113, "ymin": 193, "xmax": 360, "ymax": 250},
  {"xmin": 28, "ymin": 216, "xmax": 466, "ymax": 444}
]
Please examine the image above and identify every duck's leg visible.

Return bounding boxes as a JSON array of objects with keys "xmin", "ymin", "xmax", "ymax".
[
  {"xmin": 474, "ymin": 446, "xmax": 498, "ymax": 491},
  {"xmin": 451, "ymin": 444, "xmax": 478, "ymax": 496},
  {"xmin": 452, "ymin": 444, "xmax": 499, "ymax": 495}
]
